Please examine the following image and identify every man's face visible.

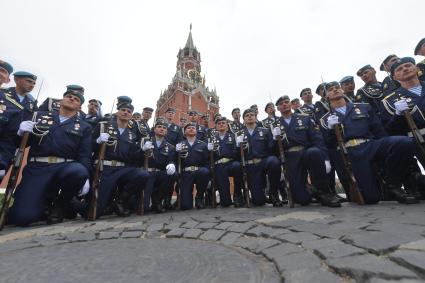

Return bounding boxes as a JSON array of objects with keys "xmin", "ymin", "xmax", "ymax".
[
  {"xmin": 359, "ymin": 69, "xmax": 376, "ymax": 84},
  {"xmin": 326, "ymin": 85, "xmax": 344, "ymax": 101},
  {"xmin": 0, "ymin": 67, "xmax": 10, "ymax": 86},
  {"xmin": 132, "ymin": 113, "xmax": 141, "ymax": 121},
  {"xmin": 277, "ymin": 100, "xmax": 291, "ymax": 113},
  {"xmin": 232, "ymin": 110, "xmax": 240, "ymax": 120},
  {"xmin": 165, "ymin": 111, "xmax": 174, "ymax": 120},
  {"xmin": 252, "ymin": 107, "xmax": 258, "ymax": 115},
  {"xmin": 180, "ymin": 119, "xmax": 187, "ymax": 126},
  {"xmin": 184, "ymin": 125, "xmax": 197, "ymax": 137},
  {"xmin": 291, "ymin": 100, "xmax": 301, "ymax": 109},
  {"xmin": 15, "ymin": 77, "xmax": 36, "ymax": 93},
  {"xmin": 117, "ymin": 107, "xmax": 133, "ymax": 121},
  {"xmin": 215, "ymin": 120, "xmax": 228, "ymax": 132},
  {"xmin": 301, "ymin": 90, "xmax": 313, "ymax": 104},
  {"xmin": 419, "ymin": 43, "xmax": 425, "ymax": 56},
  {"xmin": 61, "ymin": 94, "xmax": 82, "ymax": 111},
  {"xmin": 393, "ymin": 62, "xmax": 419, "ymax": 82},
  {"xmin": 188, "ymin": 113, "xmax": 198, "ymax": 122},
  {"xmin": 385, "ymin": 57, "xmax": 400, "ymax": 72},
  {"xmin": 243, "ymin": 112, "xmax": 256, "ymax": 125},
  {"xmin": 154, "ymin": 124, "xmax": 167, "ymax": 137},
  {"xmin": 142, "ymin": 110, "xmax": 152, "ymax": 121},
  {"xmin": 341, "ymin": 80, "xmax": 355, "ymax": 93},
  {"xmin": 87, "ymin": 101, "xmax": 99, "ymax": 115},
  {"xmin": 265, "ymin": 105, "xmax": 275, "ymax": 115},
  {"xmin": 201, "ymin": 117, "xmax": 209, "ymax": 126}
]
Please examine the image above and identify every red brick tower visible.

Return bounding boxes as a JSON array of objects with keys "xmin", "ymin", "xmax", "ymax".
[{"xmin": 155, "ymin": 25, "xmax": 219, "ymax": 127}]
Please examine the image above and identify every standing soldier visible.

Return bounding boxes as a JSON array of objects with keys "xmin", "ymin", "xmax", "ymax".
[
  {"xmin": 380, "ymin": 54, "xmax": 401, "ymax": 97},
  {"xmin": 356, "ymin": 65, "xmax": 384, "ymax": 117},
  {"xmin": 414, "ymin": 38, "xmax": 425, "ymax": 81},
  {"xmin": 236, "ymin": 108, "xmax": 282, "ymax": 206},
  {"xmin": 339, "ymin": 76, "xmax": 361, "ymax": 102},
  {"xmin": 322, "ymin": 81, "xmax": 417, "ymax": 204},
  {"xmin": 298, "ymin": 88, "xmax": 316, "ymax": 117},
  {"xmin": 290, "ymin": 98, "xmax": 301, "ymax": 113},
  {"xmin": 164, "ymin": 107, "xmax": 183, "ymax": 146},
  {"xmin": 261, "ymin": 102, "xmax": 277, "ymax": 128},
  {"xmin": 84, "ymin": 99, "xmax": 102, "ymax": 128},
  {"xmin": 314, "ymin": 83, "xmax": 330, "ymax": 123},
  {"xmin": 132, "ymin": 112, "xmax": 142, "ymax": 122},
  {"xmin": 208, "ymin": 116, "xmax": 244, "ymax": 207},
  {"xmin": 175, "ymin": 123, "xmax": 209, "ymax": 210},
  {"xmin": 140, "ymin": 107, "xmax": 153, "ymax": 132},
  {"xmin": 187, "ymin": 110, "xmax": 207, "ymax": 141},
  {"xmin": 8, "ymin": 85, "xmax": 93, "ymax": 226},
  {"xmin": 228, "ymin": 108, "xmax": 243, "ymax": 134},
  {"xmin": 274, "ymin": 96, "xmax": 340, "ymax": 207},
  {"xmin": 5, "ymin": 71, "xmax": 38, "ymax": 116}
]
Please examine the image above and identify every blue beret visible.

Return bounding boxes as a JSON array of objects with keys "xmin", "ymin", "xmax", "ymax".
[
  {"xmin": 250, "ymin": 104, "xmax": 258, "ymax": 109},
  {"xmin": 414, "ymin": 38, "xmax": 425, "ymax": 55},
  {"xmin": 290, "ymin": 98, "xmax": 300, "ymax": 103},
  {"xmin": 14, "ymin": 71, "xmax": 37, "ymax": 81},
  {"xmin": 275, "ymin": 95, "xmax": 290, "ymax": 106},
  {"xmin": 316, "ymin": 83, "xmax": 325, "ymax": 94},
  {"xmin": 264, "ymin": 102, "xmax": 274, "ymax": 111},
  {"xmin": 0, "ymin": 60, "xmax": 13, "ymax": 75},
  {"xmin": 339, "ymin": 75, "xmax": 354, "ymax": 84},
  {"xmin": 325, "ymin": 81, "xmax": 340, "ymax": 91},
  {"xmin": 117, "ymin": 95, "xmax": 132, "ymax": 104},
  {"xmin": 390, "ymin": 57, "xmax": 416, "ymax": 75},
  {"xmin": 64, "ymin": 84, "xmax": 85, "ymax": 104},
  {"xmin": 243, "ymin": 108, "xmax": 256, "ymax": 117},
  {"xmin": 231, "ymin": 108, "xmax": 240, "ymax": 114},
  {"xmin": 117, "ymin": 102, "xmax": 134, "ymax": 112},
  {"xmin": 215, "ymin": 116, "xmax": 227, "ymax": 123},
  {"xmin": 380, "ymin": 54, "xmax": 398, "ymax": 71},
  {"xmin": 88, "ymin": 99, "xmax": 102, "ymax": 106},
  {"xmin": 300, "ymin": 88, "xmax": 311, "ymax": 97},
  {"xmin": 356, "ymin": 65, "xmax": 374, "ymax": 76},
  {"xmin": 154, "ymin": 118, "xmax": 167, "ymax": 127},
  {"xmin": 143, "ymin": 107, "xmax": 154, "ymax": 112},
  {"xmin": 187, "ymin": 110, "xmax": 198, "ymax": 115},
  {"xmin": 133, "ymin": 112, "xmax": 141, "ymax": 116},
  {"xmin": 165, "ymin": 107, "xmax": 175, "ymax": 113},
  {"xmin": 184, "ymin": 122, "xmax": 197, "ymax": 131}
]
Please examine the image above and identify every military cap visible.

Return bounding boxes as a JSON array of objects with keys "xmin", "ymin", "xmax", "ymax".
[
  {"xmin": 315, "ymin": 83, "xmax": 325, "ymax": 94},
  {"xmin": 390, "ymin": 57, "xmax": 416, "ymax": 75},
  {"xmin": 414, "ymin": 38, "xmax": 425, "ymax": 56},
  {"xmin": 88, "ymin": 99, "xmax": 102, "ymax": 106},
  {"xmin": 290, "ymin": 98, "xmax": 300, "ymax": 103},
  {"xmin": 356, "ymin": 65, "xmax": 374, "ymax": 76},
  {"xmin": 300, "ymin": 88, "xmax": 311, "ymax": 97},
  {"xmin": 143, "ymin": 107, "xmax": 154, "ymax": 112},
  {"xmin": 64, "ymin": 84, "xmax": 85, "ymax": 104},
  {"xmin": 214, "ymin": 113, "xmax": 221, "ymax": 119},
  {"xmin": 117, "ymin": 101, "xmax": 134, "ymax": 112},
  {"xmin": 250, "ymin": 104, "xmax": 258, "ymax": 110},
  {"xmin": 154, "ymin": 118, "xmax": 167, "ymax": 127},
  {"xmin": 380, "ymin": 54, "xmax": 398, "ymax": 71},
  {"xmin": 187, "ymin": 110, "xmax": 198, "ymax": 115},
  {"xmin": 243, "ymin": 108, "xmax": 256, "ymax": 118},
  {"xmin": 215, "ymin": 116, "xmax": 227, "ymax": 123},
  {"xmin": 339, "ymin": 75, "xmax": 354, "ymax": 84},
  {"xmin": 184, "ymin": 122, "xmax": 197, "ymax": 131},
  {"xmin": 264, "ymin": 102, "xmax": 274, "ymax": 111},
  {"xmin": 117, "ymin": 95, "xmax": 132, "ymax": 104},
  {"xmin": 325, "ymin": 81, "xmax": 340, "ymax": 90},
  {"xmin": 133, "ymin": 112, "xmax": 141, "ymax": 116},
  {"xmin": 14, "ymin": 71, "xmax": 37, "ymax": 81},
  {"xmin": 0, "ymin": 60, "xmax": 13, "ymax": 75},
  {"xmin": 165, "ymin": 107, "xmax": 176, "ymax": 113},
  {"xmin": 275, "ymin": 95, "xmax": 290, "ymax": 106},
  {"xmin": 231, "ymin": 108, "xmax": 240, "ymax": 114}
]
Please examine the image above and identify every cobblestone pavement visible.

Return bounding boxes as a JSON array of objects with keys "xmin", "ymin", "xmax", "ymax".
[{"xmin": 1, "ymin": 202, "xmax": 425, "ymax": 283}]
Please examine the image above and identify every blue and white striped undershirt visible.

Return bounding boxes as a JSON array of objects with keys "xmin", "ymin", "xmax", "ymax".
[{"xmin": 408, "ymin": 85, "xmax": 422, "ymax": 96}]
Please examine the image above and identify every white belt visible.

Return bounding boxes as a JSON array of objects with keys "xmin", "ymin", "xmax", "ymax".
[
  {"xmin": 30, "ymin": 156, "xmax": 75, "ymax": 163},
  {"xmin": 95, "ymin": 160, "xmax": 125, "ymax": 167},
  {"xmin": 184, "ymin": 166, "xmax": 200, "ymax": 172},
  {"xmin": 214, "ymin": 158, "xmax": 232, "ymax": 165},
  {"xmin": 287, "ymin": 145, "xmax": 305, "ymax": 152},
  {"xmin": 407, "ymin": 128, "xmax": 425, "ymax": 138},
  {"xmin": 344, "ymin": 139, "xmax": 370, "ymax": 148},
  {"xmin": 146, "ymin": 168, "xmax": 161, "ymax": 172},
  {"xmin": 246, "ymin": 158, "xmax": 262, "ymax": 165}
]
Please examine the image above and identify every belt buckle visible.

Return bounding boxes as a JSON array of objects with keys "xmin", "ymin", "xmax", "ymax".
[
  {"xmin": 48, "ymin": 156, "xmax": 57, "ymax": 163},
  {"xmin": 111, "ymin": 160, "xmax": 117, "ymax": 166}
]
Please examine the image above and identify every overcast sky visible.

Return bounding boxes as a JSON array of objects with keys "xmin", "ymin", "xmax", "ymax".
[{"xmin": 1, "ymin": 0, "xmax": 424, "ymax": 121}]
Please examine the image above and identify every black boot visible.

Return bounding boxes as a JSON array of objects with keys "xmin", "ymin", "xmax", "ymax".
[
  {"xmin": 233, "ymin": 194, "xmax": 245, "ymax": 207},
  {"xmin": 269, "ymin": 191, "xmax": 283, "ymax": 207},
  {"xmin": 387, "ymin": 185, "xmax": 419, "ymax": 204},
  {"xmin": 316, "ymin": 191, "xmax": 341, "ymax": 207},
  {"xmin": 195, "ymin": 196, "xmax": 206, "ymax": 209},
  {"xmin": 46, "ymin": 202, "xmax": 64, "ymax": 225},
  {"xmin": 112, "ymin": 196, "xmax": 131, "ymax": 217}
]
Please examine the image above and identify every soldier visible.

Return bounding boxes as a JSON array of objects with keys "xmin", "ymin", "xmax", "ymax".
[
  {"xmin": 339, "ymin": 76, "xmax": 361, "ymax": 102},
  {"xmin": 140, "ymin": 107, "xmax": 153, "ymax": 132},
  {"xmin": 298, "ymin": 88, "xmax": 316, "ymax": 117},
  {"xmin": 356, "ymin": 65, "xmax": 384, "ymax": 117},
  {"xmin": 132, "ymin": 112, "xmax": 142, "ymax": 122},
  {"xmin": 175, "ymin": 123, "xmax": 209, "ymax": 210},
  {"xmin": 139, "ymin": 119, "xmax": 176, "ymax": 213},
  {"xmin": 187, "ymin": 110, "xmax": 207, "ymax": 141},
  {"xmin": 0, "ymin": 60, "xmax": 13, "ymax": 86},
  {"xmin": 228, "ymin": 107, "xmax": 243, "ymax": 134},
  {"xmin": 290, "ymin": 98, "xmax": 301, "ymax": 112},
  {"xmin": 164, "ymin": 107, "xmax": 183, "ymax": 146},
  {"xmin": 322, "ymin": 81, "xmax": 417, "ymax": 204},
  {"xmin": 250, "ymin": 104, "xmax": 263, "ymax": 127},
  {"xmin": 314, "ymin": 83, "xmax": 330, "ymax": 123},
  {"xmin": 274, "ymin": 95, "xmax": 340, "ymax": 207},
  {"xmin": 380, "ymin": 54, "xmax": 401, "ymax": 96},
  {"xmin": 414, "ymin": 38, "xmax": 425, "ymax": 81},
  {"xmin": 208, "ymin": 116, "xmax": 244, "ymax": 207},
  {"xmin": 6, "ymin": 71, "xmax": 38, "ymax": 114},
  {"xmin": 261, "ymin": 102, "xmax": 277, "ymax": 128},
  {"xmin": 91, "ymin": 99, "xmax": 149, "ymax": 218},
  {"xmin": 84, "ymin": 99, "xmax": 102, "ymax": 128},
  {"xmin": 235, "ymin": 108, "xmax": 282, "ymax": 206},
  {"xmin": 8, "ymin": 85, "xmax": 92, "ymax": 226}
]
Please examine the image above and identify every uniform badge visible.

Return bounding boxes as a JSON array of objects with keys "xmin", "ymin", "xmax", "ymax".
[
  {"xmin": 74, "ymin": 122, "xmax": 80, "ymax": 131},
  {"xmin": 297, "ymin": 119, "xmax": 303, "ymax": 126},
  {"xmin": 128, "ymin": 131, "xmax": 133, "ymax": 141},
  {"xmin": 259, "ymin": 131, "xmax": 263, "ymax": 137},
  {"xmin": 228, "ymin": 136, "xmax": 232, "ymax": 142},
  {"xmin": 383, "ymin": 83, "xmax": 388, "ymax": 90},
  {"xmin": 354, "ymin": 108, "xmax": 361, "ymax": 114},
  {"xmin": 0, "ymin": 101, "xmax": 6, "ymax": 113},
  {"xmin": 165, "ymin": 144, "xmax": 169, "ymax": 153}
]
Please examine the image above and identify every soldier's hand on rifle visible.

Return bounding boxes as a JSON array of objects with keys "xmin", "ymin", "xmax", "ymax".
[
  {"xmin": 325, "ymin": 160, "xmax": 331, "ymax": 173},
  {"xmin": 207, "ymin": 142, "xmax": 214, "ymax": 151},
  {"xmin": 96, "ymin": 133, "xmax": 110, "ymax": 144},
  {"xmin": 394, "ymin": 99, "xmax": 409, "ymax": 115},
  {"xmin": 327, "ymin": 115, "xmax": 339, "ymax": 129},
  {"xmin": 17, "ymin": 121, "xmax": 36, "ymax": 136},
  {"xmin": 166, "ymin": 163, "xmax": 176, "ymax": 175},
  {"xmin": 272, "ymin": 127, "xmax": 282, "ymax": 140},
  {"xmin": 78, "ymin": 179, "xmax": 90, "ymax": 197},
  {"xmin": 142, "ymin": 141, "xmax": 154, "ymax": 151},
  {"xmin": 176, "ymin": 142, "xmax": 183, "ymax": 152},
  {"xmin": 236, "ymin": 135, "xmax": 244, "ymax": 147}
]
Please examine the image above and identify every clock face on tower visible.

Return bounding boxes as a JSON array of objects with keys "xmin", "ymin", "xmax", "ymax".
[{"xmin": 187, "ymin": 69, "xmax": 203, "ymax": 84}]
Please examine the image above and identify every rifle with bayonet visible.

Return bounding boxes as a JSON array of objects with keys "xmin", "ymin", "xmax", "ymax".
[
  {"xmin": 208, "ymin": 135, "xmax": 219, "ymax": 208},
  {"xmin": 238, "ymin": 131, "xmax": 251, "ymax": 207}
]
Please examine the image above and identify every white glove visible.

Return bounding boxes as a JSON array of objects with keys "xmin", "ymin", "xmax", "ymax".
[
  {"xmin": 176, "ymin": 143, "xmax": 182, "ymax": 152},
  {"xmin": 236, "ymin": 135, "xmax": 244, "ymax": 147},
  {"xmin": 17, "ymin": 121, "xmax": 36, "ymax": 136},
  {"xmin": 78, "ymin": 179, "xmax": 90, "ymax": 197},
  {"xmin": 142, "ymin": 141, "xmax": 154, "ymax": 151},
  {"xmin": 272, "ymin": 127, "xmax": 282, "ymax": 140},
  {"xmin": 325, "ymin": 160, "xmax": 331, "ymax": 174},
  {"xmin": 96, "ymin": 133, "xmax": 110, "ymax": 144},
  {"xmin": 327, "ymin": 115, "xmax": 339, "ymax": 129},
  {"xmin": 166, "ymin": 163, "xmax": 176, "ymax": 175},
  {"xmin": 207, "ymin": 142, "xmax": 214, "ymax": 151},
  {"xmin": 394, "ymin": 99, "xmax": 409, "ymax": 115}
]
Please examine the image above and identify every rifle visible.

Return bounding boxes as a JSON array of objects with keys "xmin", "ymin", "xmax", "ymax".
[
  {"xmin": 404, "ymin": 110, "xmax": 425, "ymax": 159},
  {"xmin": 270, "ymin": 122, "xmax": 294, "ymax": 208},
  {"xmin": 87, "ymin": 100, "xmax": 115, "ymax": 220},
  {"xmin": 137, "ymin": 136, "xmax": 153, "ymax": 215},
  {"xmin": 334, "ymin": 124, "xmax": 365, "ymax": 205},
  {"xmin": 0, "ymin": 80, "xmax": 43, "ymax": 230},
  {"xmin": 208, "ymin": 137, "xmax": 218, "ymax": 208},
  {"xmin": 238, "ymin": 133, "xmax": 251, "ymax": 207},
  {"xmin": 174, "ymin": 144, "xmax": 188, "ymax": 210}
]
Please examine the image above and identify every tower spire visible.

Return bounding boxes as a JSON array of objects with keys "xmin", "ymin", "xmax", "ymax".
[{"xmin": 185, "ymin": 23, "xmax": 195, "ymax": 49}]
